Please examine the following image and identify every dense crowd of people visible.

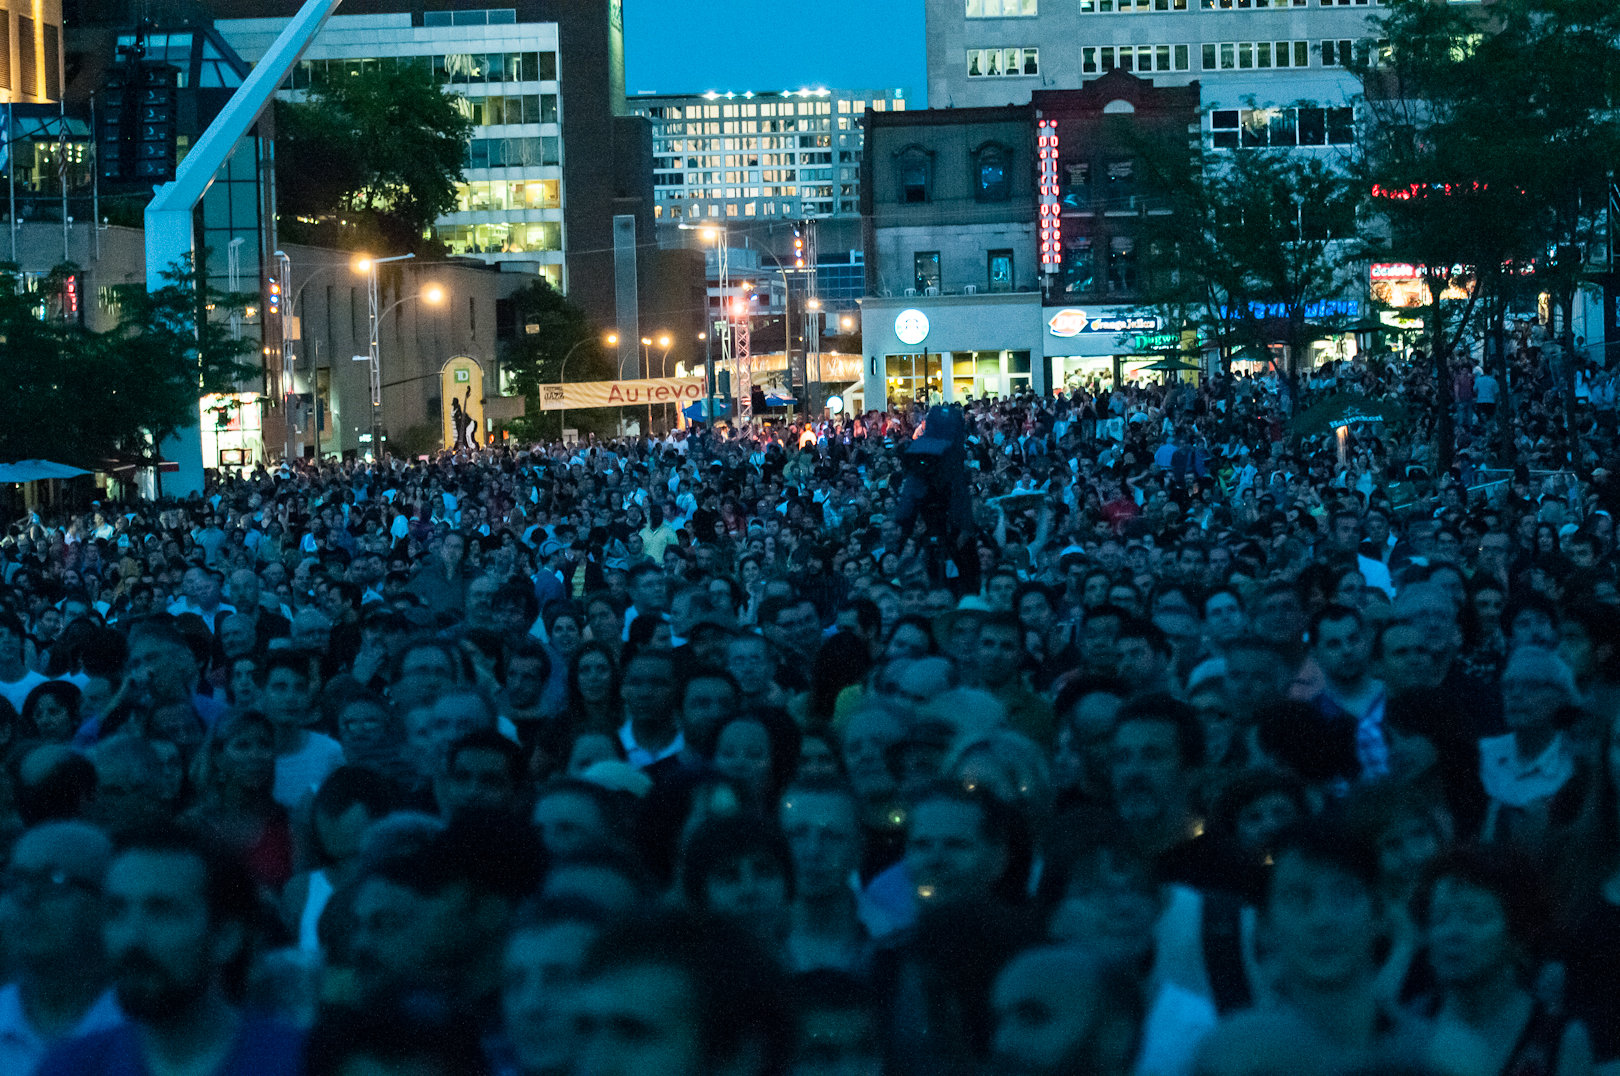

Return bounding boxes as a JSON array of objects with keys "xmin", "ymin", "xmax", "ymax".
[{"xmin": 6, "ymin": 341, "xmax": 1620, "ymax": 1076}]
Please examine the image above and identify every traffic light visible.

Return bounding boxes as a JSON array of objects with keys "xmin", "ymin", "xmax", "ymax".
[
  {"xmin": 793, "ymin": 225, "xmax": 805, "ymax": 269},
  {"xmin": 267, "ymin": 277, "xmax": 282, "ymax": 316}
]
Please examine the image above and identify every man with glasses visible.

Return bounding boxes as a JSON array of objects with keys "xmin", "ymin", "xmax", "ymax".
[{"xmin": 0, "ymin": 822, "xmax": 122, "ymax": 1075}]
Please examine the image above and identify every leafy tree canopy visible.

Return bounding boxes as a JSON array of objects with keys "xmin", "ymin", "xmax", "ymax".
[
  {"xmin": 0, "ymin": 258, "xmax": 258, "ymax": 469},
  {"xmin": 275, "ymin": 61, "xmax": 472, "ymax": 255},
  {"xmin": 502, "ymin": 280, "xmax": 618, "ymax": 441}
]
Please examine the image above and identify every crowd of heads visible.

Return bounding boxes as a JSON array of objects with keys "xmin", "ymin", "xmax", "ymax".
[{"xmin": 6, "ymin": 352, "xmax": 1620, "ymax": 1076}]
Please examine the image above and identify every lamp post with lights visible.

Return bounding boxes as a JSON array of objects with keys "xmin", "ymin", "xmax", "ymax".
[
  {"xmin": 678, "ymin": 222, "xmax": 728, "ymax": 424},
  {"xmin": 354, "ymin": 252, "xmax": 446, "ymax": 456}
]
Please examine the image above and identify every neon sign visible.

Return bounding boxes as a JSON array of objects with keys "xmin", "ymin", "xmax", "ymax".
[{"xmin": 1037, "ymin": 118, "xmax": 1060, "ymax": 271}]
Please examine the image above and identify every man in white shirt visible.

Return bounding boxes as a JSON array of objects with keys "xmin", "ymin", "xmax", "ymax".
[
  {"xmin": 165, "ymin": 567, "xmax": 235, "ymax": 631},
  {"xmin": 0, "ymin": 612, "xmax": 46, "ymax": 713}
]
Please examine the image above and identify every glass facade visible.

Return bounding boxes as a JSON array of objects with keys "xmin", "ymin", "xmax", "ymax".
[{"xmin": 634, "ymin": 88, "xmax": 906, "ymax": 222}]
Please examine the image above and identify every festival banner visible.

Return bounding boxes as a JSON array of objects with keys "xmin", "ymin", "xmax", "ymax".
[{"xmin": 538, "ymin": 377, "xmax": 705, "ymax": 411}]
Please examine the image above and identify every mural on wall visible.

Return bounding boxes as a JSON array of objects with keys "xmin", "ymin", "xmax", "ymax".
[{"xmin": 440, "ymin": 357, "xmax": 485, "ymax": 450}]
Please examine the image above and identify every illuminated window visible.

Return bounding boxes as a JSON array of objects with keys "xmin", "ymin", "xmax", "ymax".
[
  {"xmin": 973, "ymin": 143, "xmax": 1011, "ymax": 202},
  {"xmin": 966, "ymin": 0, "xmax": 1037, "ymax": 15}
]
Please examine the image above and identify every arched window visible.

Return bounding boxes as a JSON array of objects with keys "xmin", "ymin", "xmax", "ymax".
[
  {"xmin": 896, "ymin": 145, "xmax": 934, "ymax": 204},
  {"xmin": 972, "ymin": 142, "xmax": 1012, "ymax": 203}
]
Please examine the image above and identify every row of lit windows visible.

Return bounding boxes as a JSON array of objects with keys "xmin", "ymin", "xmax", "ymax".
[
  {"xmin": 654, "ymin": 138, "xmax": 842, "ymax": 155},
  {"xmin": 287, "ymin": 53, "xmax": 556, "ymax": 90},
  {"xmin": 1081, "ymin": 44, "xmax": 1192, "ymax": 73},
  {"xmin": 654, "ymin": 154, "xmax": 789, "ymax": 169},
  {"xmin": 653, "ymin": 136, "xmax": 840, "ymax": 153},
  {"xmin": 655, "ymin": 201, "xmax": 851, "ymax": 220},
  {"xmin": 451, "ymin": 179, "xmax": 561, "ymax": 212},
  {"xmin": 455, "ymin": 93, "xmax": 557, "ymax": 126},
  {"xmin": 639, "ymin": 99, "xmax": 899, "ymax": 120},
  {"xmin": 653, "ymin": 167, "xmax": 848, "ymax": 188},
  {"xmin": 660, "ymin": 187, "xmax": 803, "ymax": 199},
  {"xmin": 436, "ymin": 222, "xmax": 560, "ymax": 256},
  {"xmin": 655, "ymin": 119, "xmax": 840, "ymax": 135},
  {"xmin": 652, "ymin": 152, "xmax": 818, "ymax": 168},
  {"xmin": 638, "ymin": 100, "xmax": 835, "ymax": 119},
  {"xmin": 967, "ymin": 48, "xmax": 1040, "ymax": 77}
]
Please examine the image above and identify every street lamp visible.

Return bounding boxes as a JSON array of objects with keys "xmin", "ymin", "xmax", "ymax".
[
  {"xmin": 679, "ymin": 222, "xmax": 727, "ymax": 427},
  {"xmin": 274, "ymin": 250, "xmax": 355, "ymax": 463},
  {"xmin": 353, "ymin": 252, "xmax": 415, "ymax": 457},
  {"xmin": 555, "ymin": 331, "xmax": 618, "ymax": 439}
]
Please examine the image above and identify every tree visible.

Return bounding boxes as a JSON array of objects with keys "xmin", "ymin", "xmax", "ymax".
[
  {"xmin": 1137, "ymin": 128, "xmax": 1360, "ymax": 404},
  {"xmin": 1355, "ymin": 0, "xmax": 1620, "ymax": 472},
  {"xmin": 275, "ymin": 61, "xmax": 472, "ymax": 254},
  {"xmin": 0, "ymin": 257, "xmax": 257, "ymax": 469},
  {"xmin": 502, "ymin": 280, "xmax": 617, "ymax": 441}
]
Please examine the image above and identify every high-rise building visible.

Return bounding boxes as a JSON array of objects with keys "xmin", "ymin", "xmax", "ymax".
[
  {"xmin": 212, "ymin": 0, "xmax": 656, "ymax": 335},
  {"xmin": 218, "ymin": 10, "xmax": 569, "ymax": 290},
  {"xmin": 927, "ymin": 0, "xmax": 1381, "ymax": 144},
  {"xmin": 628, "ymin": 87, "xmax": 908, "ymax": 230}
]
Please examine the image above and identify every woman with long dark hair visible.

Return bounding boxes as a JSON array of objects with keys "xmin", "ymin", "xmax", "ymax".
[
  {"xmin": 561, "ymin": 641, "xmax": 620, "ymax": 736},
  {"xmin": 183, "ymin": 710, "xmax": 294, "ymax": 889}
]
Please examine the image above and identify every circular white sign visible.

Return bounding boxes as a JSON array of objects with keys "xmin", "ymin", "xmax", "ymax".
[
  {"xmin": 894, "ymin": 308, "xmax": 930, "ymax": 346},
  {"xmin": 826, "ymin": 395, "xmax": 845, "ymax": 415}
]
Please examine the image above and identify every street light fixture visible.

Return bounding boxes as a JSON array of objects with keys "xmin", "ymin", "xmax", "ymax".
[
  {"xmin": 555, "ymin": 331, "xmax": 618, "ymax": 437},
  {"xmin": 679, "ymin": 222, "xmax": 728, "ymax": 425},
  {"xmin": 352, "ymin": 251, "xmax": 415, "ymax": 457}
]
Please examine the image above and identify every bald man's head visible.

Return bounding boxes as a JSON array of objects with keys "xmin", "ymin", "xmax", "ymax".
[
  {"xmin": 3, "ymin": 821, "xmax": 115, "ymax": 970},
  {"xmin": 229, "ymin": 569, "xmax": 261, "ymax": 608},
  {"xmin": 13, "ymin": 820, "xmax": 114, "ymax": 882}
]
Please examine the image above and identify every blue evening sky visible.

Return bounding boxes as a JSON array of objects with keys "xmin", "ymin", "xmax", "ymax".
[{"xmin": 622, "ymin": 0, "xmax": 926, "ymax": 105}]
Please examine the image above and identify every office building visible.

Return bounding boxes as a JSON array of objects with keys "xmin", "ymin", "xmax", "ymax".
[
  {"xmin": 628, "ymin": 87, "xmax": 908, "ymax": 230},
  {"xmin": 213, "ymin": 0, "xmax": 657, "ymax": 335},
  {"xmin": 927, "ymin": 0, "xmax": 1380, "ymax": 144}
]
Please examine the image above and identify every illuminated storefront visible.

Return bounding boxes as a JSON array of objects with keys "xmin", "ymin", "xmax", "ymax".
[
  {"xmin": 200, "ymin": 393, "xmax": 263, "ymax": 473},
  {"xmin": 859, "ymin": 293, "xmax": 1045, "ymax": 413},
  {"xmin": 1044, "ymin": 306, "xmax": 1169, "ymax": 390}
]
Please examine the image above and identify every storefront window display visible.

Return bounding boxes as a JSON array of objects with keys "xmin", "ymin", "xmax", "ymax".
[
  {"xmin": 945, "ymin": 350, "xmax": 1032, "ymax": 400},
  {"xmin": 885, "ymin": 353, "xmax": 944, "ymax": 404}
]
